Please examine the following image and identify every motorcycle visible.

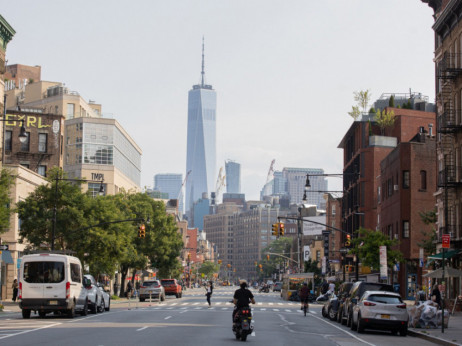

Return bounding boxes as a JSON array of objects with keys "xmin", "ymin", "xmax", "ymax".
[
  {"xmin": 233, "ymin": 306, "xmax": 253, "ymax": 341},
  {"xmin": 259, "ymin": 285, "xmax": 269, "ymax": 293}
]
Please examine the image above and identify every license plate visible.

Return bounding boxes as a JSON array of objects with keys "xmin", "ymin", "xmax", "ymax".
[
  {"xmin": 381, "ymin": 314, "xmax": 390, "ymax": 319},
  {"xmin": 49, "ymin": 300, "xmax": 58, "ymax": 305}
]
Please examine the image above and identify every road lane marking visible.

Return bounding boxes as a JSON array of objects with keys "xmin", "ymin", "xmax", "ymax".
[
  {"xmin": 164, "ymin": 316, "xmax": 172, "ymax": 320},
  {"xmin": 137, "ymin": 326, "xmax": 148, "ymax": 331},
  {"xmin": 273, "ymin": 309, "xmax": 280, "ymax": 311},
  {"xmin": 0, "ymin": 322, "xmax": 62, "ymax": 340},
  {"xmin": 181, "ymin": 303, "xmax": 188, "ymax": 305},
  {"xmin": 278, "ymin": 303, "xmax": 283, "ymax": 305},
  {"xmin": 193, "ymin": 303, "xmax": 199, "ymax": 305},
  {"xmin": 260, "ymin": 308, "xmax": 266, "ymax": 311},
  {"xmin": 257, "ymin": 302, "xmax": 262, "ymax": 305}
]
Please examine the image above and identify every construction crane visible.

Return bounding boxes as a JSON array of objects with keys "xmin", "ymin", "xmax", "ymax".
[
  {"xmin": 177, "ymin": 170, "xmax": 192, "ymax": 203},
  {"xmin": 211, "ymin": 167, "xmax": 226, "ymax": 207}
]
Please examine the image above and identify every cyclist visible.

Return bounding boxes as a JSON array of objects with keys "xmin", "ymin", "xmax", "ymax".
[{"xmin": 299, "ymin": 282, "xmax": 310, "ymax": 312}]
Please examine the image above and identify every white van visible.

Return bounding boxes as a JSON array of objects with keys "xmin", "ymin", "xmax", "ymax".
[{"xmin": 19, "ymin": 253, "xmax": 89, "ymax": 318}]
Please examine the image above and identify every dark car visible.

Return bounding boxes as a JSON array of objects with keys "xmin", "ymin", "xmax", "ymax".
[
  {"xmin": 320, "ymin": 282, "xmax": 354, "ymax": 321},
  {"xmin": 340, "ymin": 281, "xmax": 393, "ymax": 327}
]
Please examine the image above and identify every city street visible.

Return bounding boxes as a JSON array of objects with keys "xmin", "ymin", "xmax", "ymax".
[{"xmin": 0, "ymin": 286, "xmax": 436, "ymax": 346}]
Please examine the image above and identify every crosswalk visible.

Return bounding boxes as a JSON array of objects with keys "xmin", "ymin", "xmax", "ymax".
[{"xmin": 0, "ymin": 319, "xmax": 62, "ymax": 340}]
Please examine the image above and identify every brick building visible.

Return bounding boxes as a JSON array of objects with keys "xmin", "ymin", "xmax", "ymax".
[{"xmin": 378, "ymin": 131, "xmax": 436, "ymax": 298}]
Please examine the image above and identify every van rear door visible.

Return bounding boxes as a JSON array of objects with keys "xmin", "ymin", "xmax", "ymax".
[{"xmin": 22, "ymin": 259, "xmax": 66, "ymax": 300}]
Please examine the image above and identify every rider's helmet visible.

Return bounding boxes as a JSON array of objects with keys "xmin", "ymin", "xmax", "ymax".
[{"xmin": 240, "ymin": 280, "xmax": 248, "ymax": 289}]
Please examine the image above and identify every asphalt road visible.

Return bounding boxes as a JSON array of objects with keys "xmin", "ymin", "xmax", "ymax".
[{"xmin": 0, "ymin": 287, "xmax": 437, "ymax": 346}]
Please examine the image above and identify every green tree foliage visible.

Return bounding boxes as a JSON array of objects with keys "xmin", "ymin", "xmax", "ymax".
[
  {"xmin": 304, "ymin": 259, "xmax": 322, "ymax": 287},
  {"xmin": 348, "ymin": 90, "xmax": 371, "ymax": 120},
  {"xmin": 349, "ymin": 227, "xmax": 403, "ymax": 270},
  {"xmin": 198, "ymin": 261, "xmax": 219, "ymax": 279},
  {"xmin": 0, "ymin": 169, "xmax": 16, "ymax": 234},
  {"xmin": 388, "ymin": 95, "xmax": 395, "ymax": 107},
  {"xmin": 260, "ymin": 237, "xmax": 292, "ymax": 277},
  {"xmin": 375, "ymin": 109, "xmax": 396, "ymax": 135}
]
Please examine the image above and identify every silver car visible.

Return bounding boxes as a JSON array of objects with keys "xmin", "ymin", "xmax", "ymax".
[
  {"xmin": 83, "ymin": 274, "xmax": 103, "ymax": 314},
  {"xmin": 97, "ymin": 283, "xmax": 111, "ymax": 311},
  {"xmin": 139, "ymin": 280, "xmax": 165, "ymax": 302},
  {"xmin": 351, "ymin": 291, "xmax": 408, "ymax": 336}
]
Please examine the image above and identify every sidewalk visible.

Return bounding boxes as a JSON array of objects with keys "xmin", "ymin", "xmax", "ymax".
[{"xmin": 405, "ymin": 300, "xmax": 462, "ymax": 346}]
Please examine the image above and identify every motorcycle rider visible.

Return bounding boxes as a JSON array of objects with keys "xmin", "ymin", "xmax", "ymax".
[
  {"xmin": 299, "ymin": 282, "xmax": 310, "ymax": 311},
  {"xmin": 233, "ymin": 281, "xmax": 256, "ymax": 323}
]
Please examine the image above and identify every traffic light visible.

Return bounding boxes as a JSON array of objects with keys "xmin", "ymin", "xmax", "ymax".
[
  {"xmin": 187, "ymin": 253, "xmax": 191, "ymax": 262},
  {"xmin": 266, "ymin": 254, "xmax": 270, "ymax": 261},
  {"xmin": 345, "ymin": 234, "xmax": 351, "ymax": 247},
  {"xmin": 279, "ymin": 223, "xmax": 285, "ymax": 236},
  {"xmin": 254, "ymin": 261, "xmax": 258, "ymax": 266},
  {"xmin": 218, "ymin": 259, "xmax": 222, "ymax": 264},
  {"xmin": 272, "ymin": 223, "xmax": 279, "ymax": 236},
  {"xmin": 139, "ymin": 224, "xmax": 146, "ymax": 238}
]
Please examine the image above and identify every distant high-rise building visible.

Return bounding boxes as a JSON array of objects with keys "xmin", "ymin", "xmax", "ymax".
[
  {"xmin": 283, "ymin": 168, "xmax": 327, "ymax": 209},
  {"xmin": 225, "ymin": 160, "xmax": 241, "ymax": 194},
  {"xmin": 154, "ymin": 173, "xmax": 183, "ymax": 213},
  {"xmin": 185, "ymin": 39, "xmax": 216, "ymax": 213}
]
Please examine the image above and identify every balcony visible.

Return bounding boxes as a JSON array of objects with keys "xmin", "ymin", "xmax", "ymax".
[
  {"xmin": 438, "ymin": 166, "xmax": 462, "ymax": 188},
  {"xmin": 437, "ymin": 53, "xmax": 462, "ymax": 80},
  {"xmin": 438, "ymin": 110, "xmax": 462, "ymax": 134}
]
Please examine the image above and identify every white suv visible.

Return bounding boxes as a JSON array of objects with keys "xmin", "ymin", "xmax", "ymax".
[
  {"xmin": 84, "ymin": 274, "xmax": 103, "ymax": 314},
  {"xmin": 351, "ymin": 291, "xmax": 408, "ymax": 336}
]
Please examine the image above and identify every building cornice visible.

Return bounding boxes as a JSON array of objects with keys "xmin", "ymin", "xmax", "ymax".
[
  {"xmin": 432, "ymin": 0, "xmax": 461, "ymax": 34},
  {"xmin": 0, "ymin": 15, "xmax": 15, "ymax": 51}
]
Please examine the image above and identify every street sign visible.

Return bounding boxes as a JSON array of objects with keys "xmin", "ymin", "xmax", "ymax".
[
  {"xmin": 17, "ymin": 258, "xmax": 22, "ymax": 269},
  {"xmin": 442, "ymin": 234, "xmax": 450, "ymax": 248},
  {"xmin": 0, "ymin": 244, "xmax": 8, "ymax": 250}
]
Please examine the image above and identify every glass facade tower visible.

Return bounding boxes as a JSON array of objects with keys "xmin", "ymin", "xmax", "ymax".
[
  {"xmin": 154, "ymin": 173, "xmax": 184, "ymax": 213},
  {"xmin": 185, "ymin": 42, "xmax": 216, "ymax": 213},
  {"xmin": 225, "ymin": 160, "xmax": 241, "ymax": 194}
]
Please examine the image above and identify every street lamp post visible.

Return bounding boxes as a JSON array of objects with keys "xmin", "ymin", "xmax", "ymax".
[{"xmin": 51, "ymin": 172, "xmax": 104, "ymax": 250}]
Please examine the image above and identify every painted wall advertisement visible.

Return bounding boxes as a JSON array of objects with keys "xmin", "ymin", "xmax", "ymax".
[{"xmin": 379, "ymin": 246, "xmax": 387, "ymax": 280}]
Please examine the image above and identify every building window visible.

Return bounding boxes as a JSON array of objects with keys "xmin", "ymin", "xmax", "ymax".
[
  {"xmin": 4, "ymin": 130, "xmax": 12, "ymax": 151},
  {"xmin": 316, "ymin": 250, "xmax": 321, "ymax": 262},
  {"xmin": 37, "ymin": 165, "xmax": 46, "ymax": 177},
  {"xmin": 38, "ymin": 133, "xmax": 47, "ymax": 153},
  {"xmin": 420, "ymin": 170, "xmax": 427, "ymax": 190},
  {"xmin": 331, "ymin": 205, "xmax": 336, "ymax": 216},
  {"xmin": 403, "ymin": 171, "xmax": 410, "ymax": 189},
  {"xmin": 67, "ymin": 103, "xmax": 75, "ymax": 119},
  {"xmin": 403, "ymin": 221, "xmax": 410, "ymax": 238},
  {"xmin": 20, "ymin": 132, "xmax": 30, "ymax": 152}
]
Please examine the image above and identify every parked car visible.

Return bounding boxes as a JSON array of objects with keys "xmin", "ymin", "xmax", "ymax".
[
  {"xmin": 351, "ymin": 291, "xmax": 408, "ymax": 336},
  {"xmin": 272, "ymin": 282, "xmax": 283, "ymax": 292},
  {"xmin": 19, "ymin": 253, "xmax": 88, "ymax": 319},
  {"xmin": 160, "ymin": 279, "xmax": 182, "ymax": 298},
  {"xmin": 326, "ymin": 282, "xmax": 353, "ymax": 323},
  {"xmin": 84, "ymin": 274, "xmax": 103, "ymax": 314},
  {"xmin": 341, "ymin": 281, "xmax": 394, "ymax": 327},
  {"xmin": 139, "ymin": 280, "xmax": 165, "ymax": 302},
  {"xmin": 317, "ymin": 292, "xmax": 335, "ymax": 317},
  {"xmin": 97, "ymin": 284, "xmax": 111, "ymax": 311}
]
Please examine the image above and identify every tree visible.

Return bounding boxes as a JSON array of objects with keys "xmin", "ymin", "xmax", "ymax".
[
  {"xmin": 375, "ymin": 108, "xmax": 396, "ymax": 135},
  {"xmin": 0, "ymin": 169, "xmax": 16, "ymax": 234},
  {"xmin": 260, "ymin": 237, "xmax": 292, "ymax": 277},
  {"xmin": 348, "ymin": 90, "xmax": 371, "ymax": 120},
  {"xmin": 388, "ymin": 95, "xmax": 395, "ymax": 107},
  {"xmin": 304, "ymin": 259, "xmax": 322, "ymax": 288},
  {"xmin": 349, "ymin": 227, "xmax": 403, "ymax": 270},
  {"xmin": 198, "ymin": 261, "xmax": 219, "ymax": 279}
]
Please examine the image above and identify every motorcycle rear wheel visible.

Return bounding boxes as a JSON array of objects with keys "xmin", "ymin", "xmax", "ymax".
[{"xmin": 241, "ymin": 333, "xmax": 248, "ymax": 341}]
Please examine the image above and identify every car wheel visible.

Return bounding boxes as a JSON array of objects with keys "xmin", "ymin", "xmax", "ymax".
[
  {"xmin": 99, "ymin": 300, "xmax": 105, "ymax": 313},
  {"xmin": 328, "ymin": 307, "xmax": 337, "ymax": 321},
  {"xmin": 349, "ymin": 313, "xmax": 356, "ymax": 330},
  {"xmin": 337, "ymin": 306, "xmax": 343, "ymax": 323},
  {"xmin": 39, "ymin": 310, "xmax": 47, "ymax": 318},
  {"xmin": 22, "ymin": 309, "xmax": 31, "ymax": 319},
  {"xmin": 357, "ymin": 313, "xmax": 364, "ymax": 333},
  {"xmin": 322, "ymin": 306, "xmax": 327, "ymax": 317},
  {"xmin": 105, "ymin": 299, "xmax": 110, "ymax": 312},
  {"xmin": 346, "ymin": 311, "xmax": 351, "ymax": 327},
  {"xmin": 139, "ymin": 298, "xmax": 145, "ymax": 302},
  {"xmin": 90, "ymin": 302, "xmax": 97, "ymax": 314},
  {"xmin": 399, "ymin": 325, "xmax": 407, "ymax": 337},
  {"xmin": 391, "ymin": 330, "xmax": 398, "ymax": 336},
  {"xmin": 161, "ymin": 294, "xmax": 165, "ymax": 302},
  {"xmin": 81, "ymin": 301, "xmax": 88, "ymax": 316}
]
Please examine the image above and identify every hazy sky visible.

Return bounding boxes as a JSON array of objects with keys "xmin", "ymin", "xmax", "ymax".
[{"xmin": 2, "ymin": 1, "xmax": 435, "ymax": 200}]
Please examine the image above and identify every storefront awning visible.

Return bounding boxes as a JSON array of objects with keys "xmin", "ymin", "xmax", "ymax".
[
  {"xmin": 428, "ymin": 250, "xmax": 461, "ymax": 260},
  {"xmin": 0, "ymin": 250, "xmax": 14, "ymax": 264}
]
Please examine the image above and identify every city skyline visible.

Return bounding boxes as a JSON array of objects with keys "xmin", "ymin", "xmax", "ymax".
[{"xmin": 1, "ymin": 1, "xmax": 435, "ymax": 200}]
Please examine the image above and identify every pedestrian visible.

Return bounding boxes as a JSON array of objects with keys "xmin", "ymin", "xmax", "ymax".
[
  {"xmin": 127, "ymin": 280, "xmax": 133, "ymax": 299},
  {"xmin": 12, "ymin": 279, "xmax": 18, "ymax": 302},
  {"xmin": 415, "ymin": 285, "xmax": 426, "ymax": 305},
  {"xmin": 328, "ymin": 281, "xmax": 335, "ymax": 294},
  {"xmin": 431, "ymin": 283, "xmax": 441, "ymax": 308},
  {"xmin": 205, "ymin": 281, "xmax": 213, "ymax": 307}
]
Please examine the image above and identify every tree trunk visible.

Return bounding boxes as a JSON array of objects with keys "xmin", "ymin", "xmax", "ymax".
[{"xmin": 119, "ymin": 265, "xmax": 128, "ymax": 298}]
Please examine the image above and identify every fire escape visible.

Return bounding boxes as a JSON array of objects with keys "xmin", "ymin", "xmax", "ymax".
[{"xmin": 436, "ymin": 52, "xmax": 462, "ymax": 242}]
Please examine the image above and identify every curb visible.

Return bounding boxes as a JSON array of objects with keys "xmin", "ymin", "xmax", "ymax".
[{"xmin": 408, "ymin": 329, "xmax": 461, "ymax": 346}]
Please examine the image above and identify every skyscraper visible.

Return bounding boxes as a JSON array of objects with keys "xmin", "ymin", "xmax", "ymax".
[
  {"xmin": 225, "ymin": 160, "xmax": 241, "ymax": 194},
  {"xmin": 185, "ymin": 39, "xmax": 217, "ymax": 213},
  {"xmin": 154, "ymin": 173, "xmax": 183, "ymax": 213}
]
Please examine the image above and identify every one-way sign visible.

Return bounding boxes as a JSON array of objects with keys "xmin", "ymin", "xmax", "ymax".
[{"xmin": 0, "ymin": 244, "xmax": 9, "ymax": 250}]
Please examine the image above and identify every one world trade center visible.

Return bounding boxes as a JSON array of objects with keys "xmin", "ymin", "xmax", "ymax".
[{"xmin": 185, "ymin": 40, "xmax": 216, "ymax": 213}]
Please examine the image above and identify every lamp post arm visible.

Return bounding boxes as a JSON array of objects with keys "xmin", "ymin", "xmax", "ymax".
[
  {"xmin": 264, "ymin": 252, "xmax": 299, "ymax": 264},
  {"xmin": 278, "ymin": 216, "xmax": 348, "ymax": 235}
]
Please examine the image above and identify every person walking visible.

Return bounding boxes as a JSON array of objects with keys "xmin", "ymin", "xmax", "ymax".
[
  {"xmin": 127, "ymin": 280, "xmax": 133, "ymax": 299},
  {"xmin": 12, "ymin": 279, "xmax": 18, "ymax": 302},
  {"xmin": 431, "ymin": 283, "xmax": 442, "ymax": 308},
  {"xmin": 205, "ymin": 281, "xmax": 213, "ymax": 307}
]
